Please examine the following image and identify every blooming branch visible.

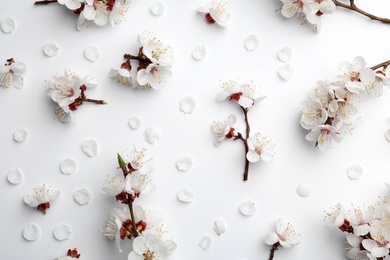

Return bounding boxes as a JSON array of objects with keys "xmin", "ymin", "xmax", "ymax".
[{"xmin": 333, "ymin": 0, "xmax": 390, "ymax": 24}]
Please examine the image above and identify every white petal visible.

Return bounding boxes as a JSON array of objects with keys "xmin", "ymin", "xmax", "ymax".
[
  {"xmin": 143, "ymin": 127, "xmax": 161, "ymax": 145},
  {"xmin": 180, "ymin": 96, "xmax": 196, "ymax": 114},
  {"xmin": 264, "ymin": 232, "xmax": 278, "ymax": 245},
  {"xmin": 83, "ymin": 4, "xmax": 97, "ymax": 20},
  {"xmin": 239, "ymin": 200, "xmax": 256, "ymax": 216},
  {"xmin": 352, "ymin": 56, "xmax": 366, "ymax": 71},
  {"xmin": 192, "ymin": 45, "xmax": 206, "ymax": 61},
  {"xmin": 278, "ymin": 64, "xmax": 294, "ymax": 81},
  {"xmin": 371, "ymin": 247, "xmax": 389, "ymax": 258},
  {"xmin": 338, "ymin": 61, "xmax": 352, "ymax": 75},
  {"xmin": 128, "ymin": 117, "xmax": 141, "ymax": 129},
  {"xmin": 7, "ymin": 168, "xmax": 24, "ymax": 184},
  {"xmin": 385, "ymin": 129, "xmax": 390, "ymax": 142},
  {"xmin": 199, "ymin": 235, "xmax": 212, "ymax": 250},
  {"xmin": 84, "ymin": 45, "xmax": 101, "ymax": 62},
  {"xmin": 296, "ymin": 182, "xmax": 311, "ymax": 197},
  {"xmin": 60, "ymin": 159, "xmax": 78, "ymax": 175},
  {"xmin": 128, "ymin": 251, "xmax": 143, "ymax": 260},
  {"xmin": 177, "ymin": 187, "xmax": 194, "ymax": 203},
  {"xmin": 346, "ymin": 233, "xmax": 362, "ymax": 248},
  {"xmin": 53, "ymin": 224, "xmax": 72, "ymax": 241},
  {"xmin": 1, "ymin": 17, "xmax": 16, "ymax": 33},
  {"xmin": 43, "ymin": 43, "xmax": 60, "ymax": 57},
  {"xmin": 23, "ymin": 223, "xmax": 40, "ymax": 241},
  {"xmin": 362, "ymin": 239, "xmax": 377, "ymax": 251},
  {"xmin": 214, "ymin": 218, "xmax": 227, "ymax": 236},
  {"xmin": 94, "ymin": 10, "xmax": 108, "ymax": 26},
  {"xmin": 275, "ymin": 218, "xmax": 288, "ymax": 234},
  {"xmin": 65, "ymin": 0, "xmax": 81, "ymax": 10},
  {"xmin": 74, "ymin": 188, "xmax": 92, "ymax": 205},
  {"xmin": 246, "ymin": 150, "xmax": 260, "ymax": 163},
  {"xmin": 13, "ymin": 128, "xmax": 27, "ymax": 142},
  {"xmin": 346, "ymin": 163, "xmax": 363, "ymax": 180},
  {"xmin": 150, "ymin": 2, "xmax": 165, "ymax": 16},
  {"xmin": 278, "ymin": 46, "xmax": 293, "ymax": 62},
  {"xmin": 81, "ymin": 139, "xmax": 98, "ymax": 157},
  {"xmin": 176, "ymin": 155, "xmax": 193, "ymax": 172},
  {"xmin": 244, "ymin": 35, "xmax": 261, "ymax": 51}
]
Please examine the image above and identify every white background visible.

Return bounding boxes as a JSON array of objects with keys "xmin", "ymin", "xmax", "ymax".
[{"xmin": 1, "ymin": 0, "xmax": 390, "ymax": 259}]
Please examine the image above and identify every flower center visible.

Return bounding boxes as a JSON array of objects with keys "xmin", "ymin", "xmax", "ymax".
[
  {"xmin": 349, "ymin": 71, "xmax": 360, "ymax": 81},
  {"xmin": 143, "ymin": 250, "xmax": 155, "ymax": 260}
]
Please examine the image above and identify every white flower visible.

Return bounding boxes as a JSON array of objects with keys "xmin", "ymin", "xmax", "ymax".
[
  {"xmin": 210, "ymin": 114, "xmax": 237, "ymax": 146},
  {"xmin": 217, "ymin": 80, "xmax": 266, "ymax": 108},
  {"xmin": 264, "ymin": 218, "xmax": 300, "ymax": 248},
  {"xmin": 310, "ymin": 0, "xmax": 336, "ymax": 14},
  {"xmin": 137, "ymin": 63, "xmax": 172, "ymax": 90},
  {"xmin": 324, "ymin": 203, "xmax": 346, "ymax": 228},
  {"xmin": 332, "ymin": 89, "xmax": 358, "ymax": 124},
  {"xmin": 362, "ymin": 220, "xmax": 390, "ymax": 258},
  {"xmin": 109, "ymin": 64, "xmax": 133, "ymax": 86},
  {"xmin": 81, "ymin": 0, "xmax": 109, "ymax": 26},
  {"xmin": 279, "ymin": 0, "xmax": 314, "ymax": 18},
  {"xmin": 57, "ymin": 0, "xmax": 83, "ymax": 10},
  {"xmin": 128, "ymin": 234, "xmax": 177, "ymax": 260},
  {"xmin": 338, "ymin": 56, "xmax": 376, "ymax": 94},
  {"xmin": 109, "ymin": 0, "xmax": 131, "ymax": 26},
  {"xmin": 197, "ymin": 0, "xmax": 231, "ymax": 26},
  {"xmin": 348, "ymin": 206, "xmax": 375, "ymax": 236},
  {"xmin": 246, "ymin": 133, "xmax": 276, "ymax": 163},
  {"xmin": 345, "ymin": 234, "xmax": 371, "ymax": 260},
  {"xmin": 101, "ymin": 206, "xmax": 131, "ymax": 252},
  {"xmin": 125, "ymin": 171, "xmax": 154, "ymax": 198},
  {"xmin": 54, "ymin": 104, "xmax": 74, "ymax": 124},
  {"xmin": 138, "ymin": 31, "xmax": 174, "ymax": 66},
  {"xmin": 312, "ymin": 80, "xmax": 336, "ymax": 108},
  {"xmin": 24, "ymin": 184, "xmax": 60, "ymax": 214},
  {"xmin": 121, "ymin": 147, "xmax": 150, "ymax": 171},
  {"xmin": 101, "ymin": 174, "xmax": 127, "ymax": 197},
  {"xmin": 0, "ymin": 60, "xmax": 26, "ymax": 89},
  {"xmin": 365, "ymin": 71, "xmax": 390, "ymax": 97},
  {"xmin": 305, "ymin": 124, "xmax": 342, "ymax": 151},
  {"xmin": 299, "ymin": 98, "xmax": 328, "ymax": 130}
]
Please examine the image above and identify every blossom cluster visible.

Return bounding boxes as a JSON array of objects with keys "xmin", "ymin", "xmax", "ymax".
[
  {"xmin": 300, "ymin": 56, "xmax": 389, "ymax": 150},
  {"xmin": 325, "ymin": 195, "xmax": 390, "ymax": 259},
  {"xmin": 51, "ymin": 0, "xmax": 131, "ymax": 30},
  {"xmin": 278, "ymin": 0, "xmax": 336, "ymax": 31},
  {"xmin": 110, "ymin": 31, "xmax": 174, "ymax": 90},
  {"xmin": 211, "ymin": 80, "xmax": 275, "ymax": 181},
  {"xmin": 101, "ymin": 147, "xmax": 176, "ymax": 259},
  {"xmin": 46, "ymin": 70, "xmax": 106, "ymax": 123},
  {"xmin": 0, "ymin": 58, "xmax": 26, "ymax": 89},
  {"xmin": 197, "ymin": 0, "xmax": 231, "ymax": 27}
]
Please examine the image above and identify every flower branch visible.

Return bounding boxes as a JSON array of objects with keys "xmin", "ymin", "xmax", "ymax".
[
  {"xmin": 34, "ymin": 0, "xmax": 58, "ymax": 5},
  {"xmin": 333, "ymin": 0, "xmax": 390, "ymax": 24}
]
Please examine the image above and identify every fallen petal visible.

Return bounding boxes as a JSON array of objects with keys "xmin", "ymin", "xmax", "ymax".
[
  {"xmin": 74, "ymin": 188, "xmax": 92, "ymax": 205},
  {"xmin": 385, "ymin": 129, "xmax": 390, "ymax": 142},
  {"xmin": 128, "ymin": 117, "xmax": 141, "ymax": 129},
  {"xmin": 244, "ymin": 35, "xmax": 261, "ymax": 51},
  {"xmin": 278, "ymin": 64, "xmax": 294, "ymax": 81},
  {"xmin": 53, "ymin": 224, "xmax": 72, "ymax": 241},
  {"xmin": 81, "ymin": 139, "xmax": 98, "ymax": 157},
  {"xmin": 296, "ymin": 182, "xmax": 311, "ymax": 197},
  {"xmin": 43, "ymin": 43, "xmax": 60, "ymax": 57},
  {"xmin": 60, "ymin": 159, "xmax": 77, "ymax": 175},
  {"xmin": 214, "ymin": 218, "xmax": 226, "ymax": 236},
  {"xmin": 23, "ymin": 223, "xmax": 40, "ymax": 241},
  {"xmin": 13, "ymin": 128, "xmax": 27, "ymax": 142},
  {"xmin": 150, "ymin": 1, "xmax": 165, "ymax": 16},
  {"xmin": 180, "ymin": 96, "xmax": 196, "ymax": 114},
  {"xmin": 144, "ymin": 128, "xmax": 161, "ymax": 145},
  {"xmin": 1, "ymin": 17, "xmax": 16, "ymax": 34},
  {"xmin": 84, "ymin": 45, "xmax": 101, "ymax": 62},
  {"xmin": 199, "ymin": 235, "xmax": 212, "ymax": 250},
  {"xmin": 176, "ymin": 155, "xmax": 193, "ymax": 172},
  {"xmin": 7, "ymin": 168, "xmax": 24, "ymax": 184},
  {"xmin": 278, "ymin": 46, "xmax": 293, "ymax": 62},
  {"xmin": 177, "ymin": 187, "xmax": 194, "ymax": 203},
  {"xmin": 239, "ymin": 200, "xmax": 256, "ymax": 216},
  {"xmin": 192, "ymin": 45, "xmax": 206, "ymax": 61},
  {"xmin": 347, "ymin": 163, "xmax": 363, "ymax": 180}
]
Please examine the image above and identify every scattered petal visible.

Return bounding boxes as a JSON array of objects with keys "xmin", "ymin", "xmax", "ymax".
[
  {"xmin": 192, "ymin": 45, "xmax": 206, "ymax": 61},
  {"xmin": 180, "ymin": 96, "xmax": 196, "ymax": 114},
  {"xmin": 53, "ymin": 224, "xmax": 72, "ymax": 241},
  {"xmin": 1, "ymin": 17, "xmax": 16, "ymax": 34},
  {"xmin": 84, "ymin": 45, "xmax": 101, "ymax": 62},
  {"xmin": 81, "ymin": 139, "xmax": 98, "ymax": 157},
  {"xmin": 13, "ymin": 128, "xmax": 27, "ymax": 142},
  {"xmin": 150, "ymin": 1, "xmax": 165, "ymax": 16},
  {"xmin": 23, "ymin": 223, "xmax": 40, "ymax": 241},
  {"xmin": 60, "ymin": 159, "xmax": 78, "ymax": 175},
  {"xmin": 385, "ymin": 129, "xmax": 390, "ymax": 142},
  {"xmin": 278, "ymin": 64, "xmax": 294, "ymax": 81},
  {"xmin": 128, "ymin": 117, "xmax": 141, "ymax": 129},
  {"xmin": 43, "ymin": 43, "xmax": 60, "ymax": 57},
  {"xmin": 7, "ymin": 168, "xmax": 24, "ymax": 184},
  {"xmin": 278, "ymin": 46, "xmax": 293, "ymax": 62},
  {"xmin": 143, "ymin": 128, "xmax": 161, "ymax": 145},
  {"xmin": 176, "ymin": 155, "xmax": 193, "ymax": 172},
  {"xmin": 346, "ymin": 163, "xmax": 363, "ymax": 180},
  {"xmin": 177, "ymin": 187, "xmax": 194, "ymax": 203},
  {"xmin": 74, "ymin": 188, "xmax": 92, "ymax": 205},
  {"xmin": 296, "ymin": 182, "xmax": 311, "ymax": 197},
  {"xmin": 239, "ymin": 200, "xmax": 256, "ymax": 216},
  {"xmin": 244, "ymin": 35, "xmax": 261, "ymax": 51},
  {"xmin": 214, "ymin": 218, "xmax": 226, "ymax": 236},
  {"xmin": 199, "ymin": 235, "xmax": 212, "ymax": 250}
]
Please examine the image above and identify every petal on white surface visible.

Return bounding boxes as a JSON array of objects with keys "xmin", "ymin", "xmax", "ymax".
[
  {"xmin": 278, "ymin": 46, "xmax": 293, "ymax": 62},
  {"xmin": 278, "ymin": 64, "xmax": 294, "ymax": 81},
  {"xmin": 1, "ymin": 17, "xmax": 16, "ymax": 33},
  {"xmin": 13, "ymin": 128, "xmax": 27, "ymax": 142},
  {"xmin": 81, "ymin": 139, "xmax": 98, "ymax": 157},
  {"xmin": 74, "ymin": 188, "xmax": 92, "ymax": 205},
  {"xmin": 7, "ymin": 168, "xmax": 24, "ymax": 184},
  {"xmin": 60, "ymin": 159, "xmax": 78, "ymax": 175},
  {"xmin": 239, "ymin": 200, "xmax": 256, "ymax": 216},
  {"xmin": 244, "ymin": 35, "xmax": 261, "ymax": 51},
  {"xmin": 53, "ymin": 224, "xmax": 72, "ymax": 241},
  {"xmin": 264, "ymin": 232, "xmax": 278, "ymax": 245},
  {"xmin": 180, "ymin": 96, "xmax": 196, "ymax": 114},
  {"xmin": 346, "ymin": 163, "xmax": 363, "ymax": 180},
  {"xmin": 177, "ymin": 187, "xmax": 194, "ymax": 203},
  {"xmin": 385, "ymin": 129, "xmax": 390, "ymax": 142},
  {"xmin": 199, "ymin": 235, "xmax": 212, "ymax": 250},
  {"xmin": 192, "ymin": 45, "xmax": 206, "ymax": 61},
  {"xmin": 214, "ymin": 218, "xmax": 226, "ymax": 236},
  {"xmin": 23, "ymin": 223, "xmax": 40, "ymax": 241},
  {"xmin": 296, "ymin": 182, "xmax": 311, "ymax": 197},
  {"xmin": 43, "ymin": 43, "xmax": 59, "ymax": 57},
  {"xmin": 150, "ymin": 2, "xmax": 165, "ymax": 16},
  {"xmin": 176, "ymin": 155, "xmax": 193, "ymax": 172},
  {"xmin": 143, "ymin": 128, "xmax": 161, "ymax": 145},
  {"xmin": 128, "ymin": 117, "xmax": 141, "ymax": 129},
  {"xmin": 84, "ymin": 45, "xmax": 101, "ymax": 62}
]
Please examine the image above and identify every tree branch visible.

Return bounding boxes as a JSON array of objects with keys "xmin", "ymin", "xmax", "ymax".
[{"xmin": 333, "ymin": 0, "xmax": 390, "ymax": 24}]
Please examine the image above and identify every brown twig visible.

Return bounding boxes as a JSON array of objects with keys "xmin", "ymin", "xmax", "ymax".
[
  {"xmin": 78, "ymin": 97, "xmax": 107, "ymax": 105},
  {"xmin": 333, "ymin": 0, "xmax": 390, "ymax": 24},
  {"xmin": 34, "ymin": 0, "xmax": 58, "ymax": 5},
  {"xmin": 370, "ymin": 59, "xmax": 390, "ymax": 71},
  {"xmin": 241, "ymin": 106, "xmax": 251, "ymax": 181},
  {"xmin": 269, "ymin": 243, "xmax": 279, "ymax": 260}
]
